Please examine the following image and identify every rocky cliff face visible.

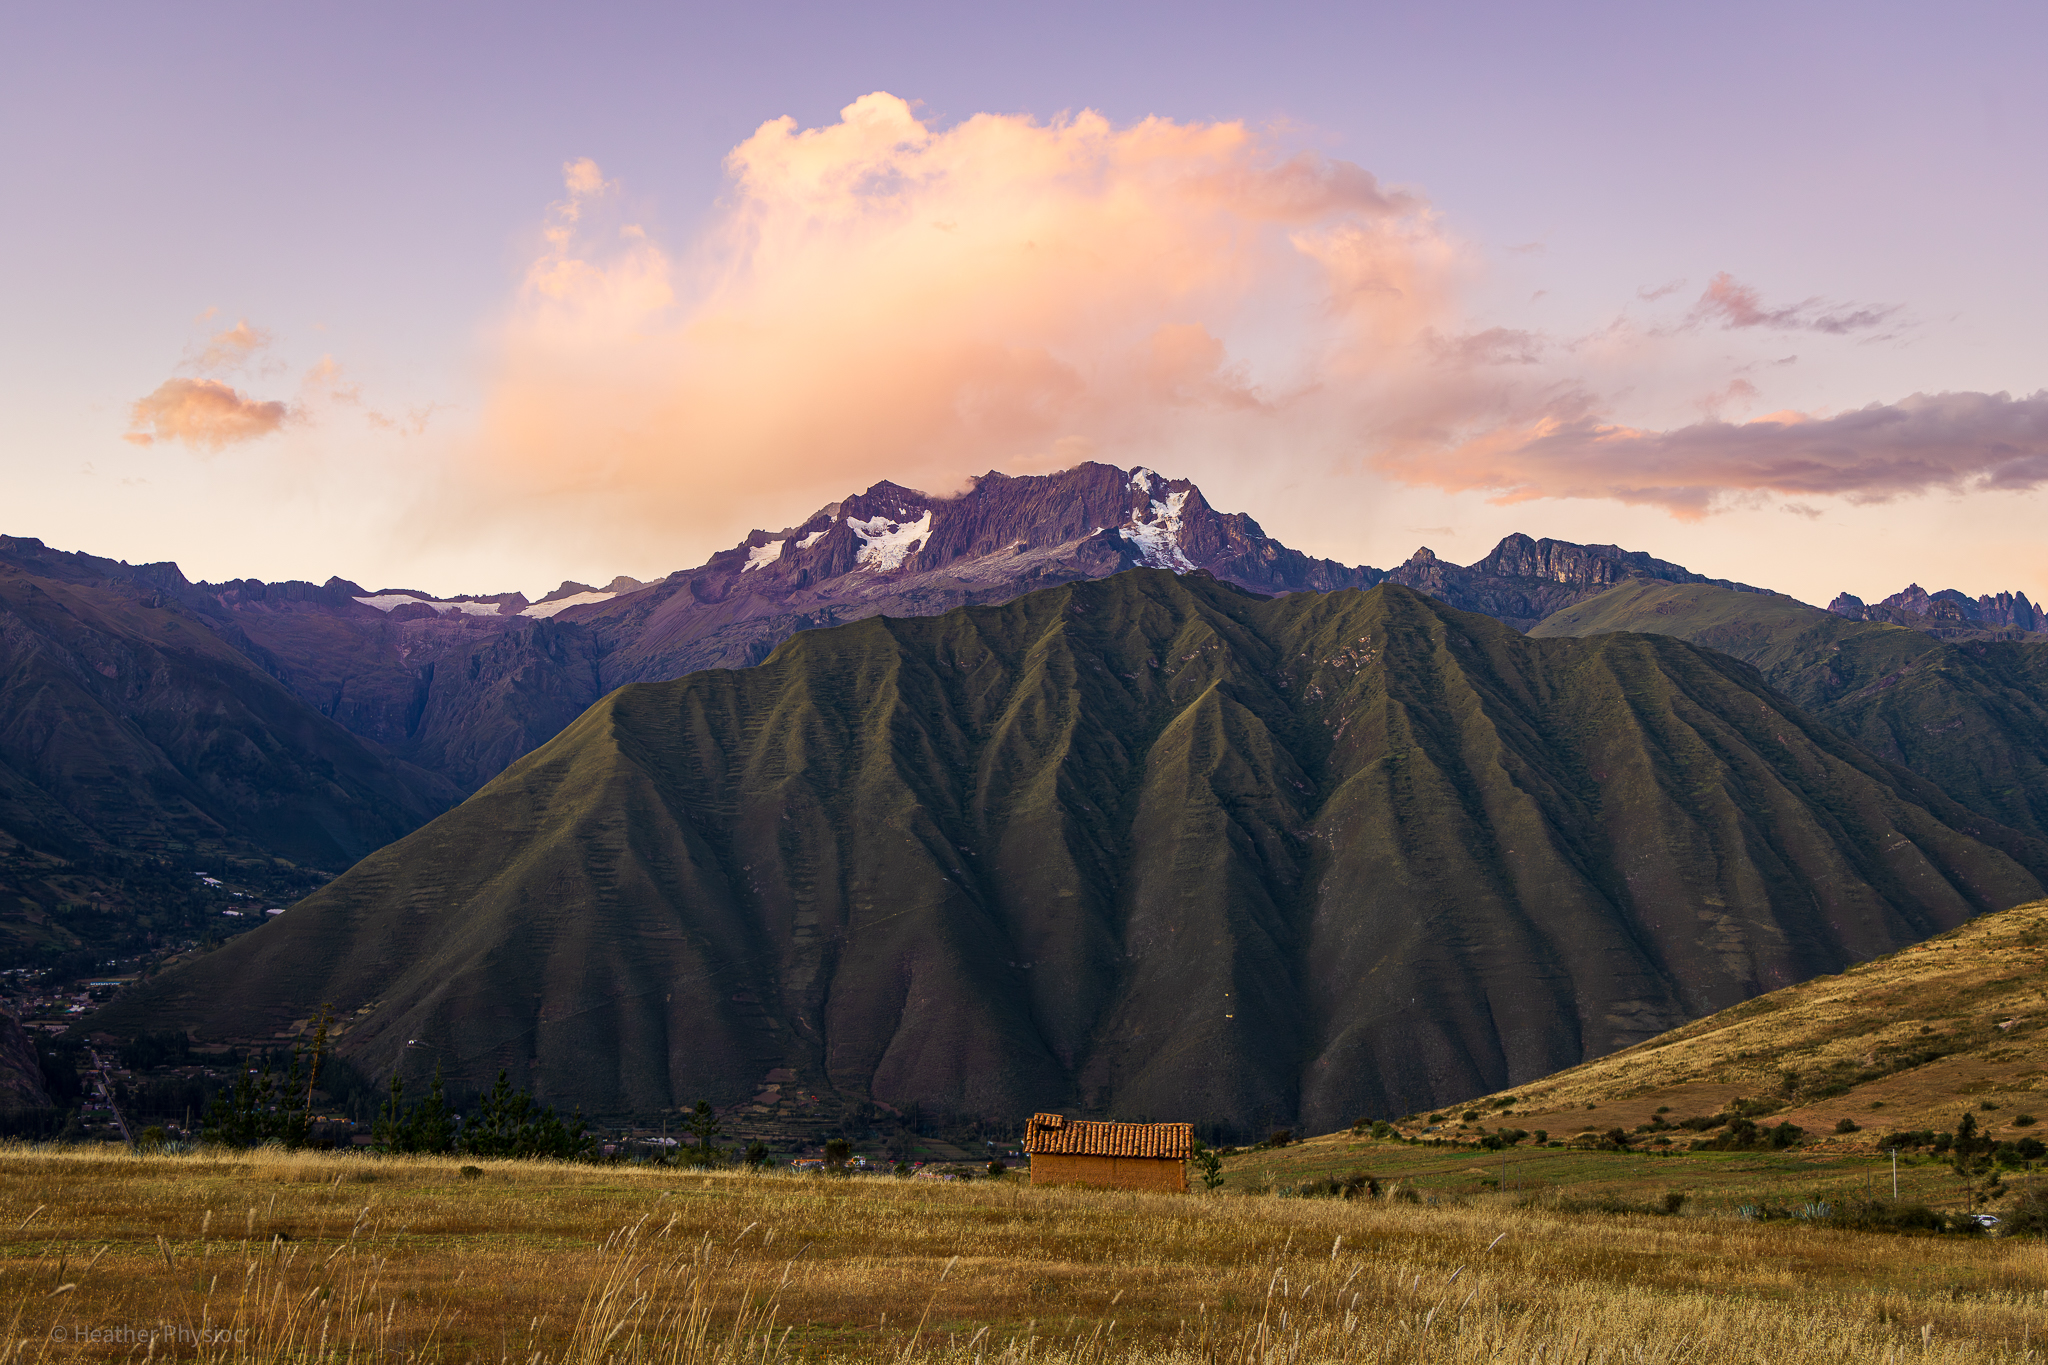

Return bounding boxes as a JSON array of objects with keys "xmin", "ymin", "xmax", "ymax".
[
  {"xmin": 577, "ymin": 465, "xmax": 1386, "ymax": 687},
  {"xmin": 1383, "ymin": 534, "xmax": 1751, "ymax": 631},
  {"xmin": 1830, "ymin": 584, "xmax": 2046, "ymax": 637}
]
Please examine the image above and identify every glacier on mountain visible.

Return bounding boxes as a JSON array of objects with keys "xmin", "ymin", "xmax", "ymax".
[
  {"xmin": 521, "ymin": 591, "xmax": 615, "ymax": 618},
  {"xmin": 1120, "ymin": 490, "xmax": 1195, "ymax": 571},
  {"xmin": 741, "ymin": 539, "xmax": 786, "ymax": 573},
  {"xmin": 847, "ymin": 510, "xmax": 932, "ymax": 571},
  {"xmin": 355, "ymin": 593, "xmax": 509, "ymax": 617}
]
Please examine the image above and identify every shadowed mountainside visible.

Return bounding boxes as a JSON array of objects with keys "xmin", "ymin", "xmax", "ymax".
[
  {"xmin": 0, "ymin": 542, "xmax": 457, "ymax": 869},
  {"xmin": 1532, "ymin": 580, "xmax": 2048, "ymax": 841},
  {"xmin": 98, "ymin": 572, "xmax": 2046, "ymax": 1131}
]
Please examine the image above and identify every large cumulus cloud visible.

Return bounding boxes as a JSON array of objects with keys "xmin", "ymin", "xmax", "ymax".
[
  {"xmin": 459, "ymin": 93, "xmax": 1457, "ymax": 542},
  {"xmin": 448, "ymin": 92, "xmax": 2038, "ymax": 558}
]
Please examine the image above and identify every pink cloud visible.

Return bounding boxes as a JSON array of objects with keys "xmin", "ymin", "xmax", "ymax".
[
  {"xmin": 123, "ymin": 378, "xmax": 288, "ymax": 450},
  {"xmin": 433, "ymin": 92, "xmax": 2007, "ymax": 557},
  {"xmin": 1689, "ymin": 272, "xmax": 1898, "ymax": 335},
  {"xmin": 1375, "ymin": 390, "xmax": 2048, "ymax": 519},
  {"xmin": 194, "ymin": 319, "xmax": 273, "ymax": 371},
  {"xmin": 1427, "ymin": 327, "xmax": 1544, "ymax": 367},
  {"xmin": 453, "ymin": 94, "xmax": 1454, "ymax": 547}
]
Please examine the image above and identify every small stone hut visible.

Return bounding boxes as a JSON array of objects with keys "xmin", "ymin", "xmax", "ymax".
[{"xmin": 1023, "ymin": 1112, "xmax": 1193, "ymax": 1192}]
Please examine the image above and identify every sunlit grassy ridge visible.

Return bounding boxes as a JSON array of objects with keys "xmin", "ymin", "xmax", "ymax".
[
  {"xmin": 1426, "ymin": 895, "xmax": 2048, "ymax": 1144},
  {"xmin": 7, "ymin": 1145, "xmax": 2048, "ymax": 1363}
]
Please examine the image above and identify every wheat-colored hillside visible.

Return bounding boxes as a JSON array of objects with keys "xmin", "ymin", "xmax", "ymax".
[{"xmin": 1436, "ymin": 898, "xmax": 2048, "ymax": 1144}]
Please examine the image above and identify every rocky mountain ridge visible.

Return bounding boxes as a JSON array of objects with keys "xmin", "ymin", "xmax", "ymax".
[
  {"xmin": 1829, "ymin": 583, "xmax": 2046, "ymax": 637},
  {"xmin": 7, "ymin": 465, "xmax": 1798, "ymax": 807}
]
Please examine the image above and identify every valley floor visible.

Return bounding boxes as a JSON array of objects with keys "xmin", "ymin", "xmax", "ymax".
[{"xmin": 1, "ymin": 1146, "xmax": 2046, "ymax": 1361}]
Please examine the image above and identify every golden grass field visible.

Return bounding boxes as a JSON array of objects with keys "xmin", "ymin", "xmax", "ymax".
[
  {"xmin": 6, "ymin": 1145, "xmax": 2048, "ymax": 1363},
  {"xmin": 1435, "ymin": 897, "xmax": 2048, "ymax": 1145}
]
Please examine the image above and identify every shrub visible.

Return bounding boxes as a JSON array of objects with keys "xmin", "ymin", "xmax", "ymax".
[
  {"xmin": 2001, "ymin": 1188, "xmax": 2048, "ymax": 1238},
  {"xmin": 1370, "ymin": 1120, "xmax": 1394, "ymax": 1139},
  {"xmin": 2017, "ymin": 1114, "xmax": 2039, "ymax": 1127},
  {"xmin": 745, "ymin": 1142, "xmax": 770, "ymax": 1170},
  {"xmin": 1726, "ymin": 1096, "xmax": 1783, "ymax": 1119},
  {"xmin": 1693, "ymin": 1118, "xmax": 1803, "ymax": 1152},
  {"xmin": 1191, "ymin": 1139, "xmax": 1225, "ymax": 1191},
  {"xmin": 1294, "ymin": 1171, "xmax": 1379, "ymax": 1200},
  {"xmin": 1461, "ymin": 1111, "xmax": 1479, "ymax": 1122},
  {"xmin": 1835, "ymin": 1118, "xmax": 1861, "ymax": 1134},
  {"xmin": 823, "ymin": 1137, "xmax": 852, "ymax": 1171},
  {"xmin": 1543, "ymin": 1192, "xmax": 1686, "ymax": 1217},
  {"xmin": 1265, "ymin": 1129, "xmax": 1293, "ymax": 1148},
  {"xmin": 1823, "ymin": 1199, "xmax": 1984, "ymax": 1237}
]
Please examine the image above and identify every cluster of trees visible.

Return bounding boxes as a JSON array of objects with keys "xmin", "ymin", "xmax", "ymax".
[
  {"xmin": 668, "ymin": 1100, "xmax": 769, "ymax": 1169},
  {"xmin": 1882, "ymin": 1112, "xmax": 2048, "ymax": 1173},
  {"xmin": 1689, "ymin": 1117, "xmax": 1805, "ymax": 1151},
  {"xmin": 202, "ymin": 1009, "xmax": 334, "ymax": 1147},
  {"xmin": 375, "ymin": 1067, "xmax": 597, "ymax": 1160}
]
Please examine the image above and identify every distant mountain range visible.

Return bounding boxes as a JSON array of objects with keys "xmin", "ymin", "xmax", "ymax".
[
  {"xmin": 93, "ymin": 572, "xmax": 2045, "ymax": 1127},
  {"xmin": 0, "ymin": 462, "xmax": 1854, "ymax": 829},
  {"xmin": 22, "ymin": 460, "xmax": 2048, "ymax": 1131}
]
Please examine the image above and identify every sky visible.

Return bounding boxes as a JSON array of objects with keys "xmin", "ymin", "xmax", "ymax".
[{"xmin": 5, "ymin": 0, "xmax": 2045, "ymax": 606}]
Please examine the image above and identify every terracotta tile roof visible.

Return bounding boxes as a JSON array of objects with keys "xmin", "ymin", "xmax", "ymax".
[{"xmin": 1023, "ymin": 1112, "xmax": 1193, "ymax": 1159}]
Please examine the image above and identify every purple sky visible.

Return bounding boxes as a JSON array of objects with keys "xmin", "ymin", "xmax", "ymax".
[{"xmin": 4, "ymin": 0, "xmax": 2044, "ymax": 604}]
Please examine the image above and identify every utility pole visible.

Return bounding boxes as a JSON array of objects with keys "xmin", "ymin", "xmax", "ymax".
[{"xmin": 1889, "ymin": 1147, "xmax": 1899, "ymax": 1200}]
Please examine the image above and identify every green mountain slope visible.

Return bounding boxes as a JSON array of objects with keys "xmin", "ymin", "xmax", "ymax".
[
  {"xmin": 0, "ymin": 556, "xmax": 457, "ymax": 868},
  {"xmin": 1531, "ymin": 581, "xmax": 2048, "ymax": 841},
  {"xmin": 98, "ymin": 573, "xmax": 2047, "ymax": 1132}
]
